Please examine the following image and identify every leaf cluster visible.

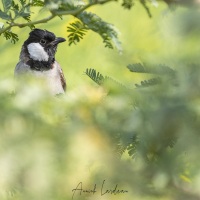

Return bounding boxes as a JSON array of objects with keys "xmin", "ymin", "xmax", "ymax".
[
  {"xmin": 127, "ymin": 63, "xmax": 176, "ymax": 88},
  {"xmin": 0, "ymin": 0, "xmax": 44, "ymax": 43},
  {"xmin": 135, "ymin": 77, "xmax": 161, "ymax": 88},
  {"xmin": 67, "ymin": 21, "xmax": 88, "ymax": 45},
  {"xmin": 45, "ymin": 0, "xmax": 77, "ymax": 12},
  {"xmin": 3, "ymin": 30, "xmax": 18, "ymax": 43},
  {"xmin": 127, "ymin": 63, "xmax": 176, "ymax": 76},
  {"xmin": 85, "ymin": 68, "xmax": 105, "ymax": 85},
  {"xmin": 76, "ymin": 11, "xmax": 122, "ymax": 51},
  {"xmin": 85, "ymin": 68, "xmax": 127, "ymax": 89},
  {"xmin": 122, "ymin": 0, "xmax": 134, "ymax": 9}
]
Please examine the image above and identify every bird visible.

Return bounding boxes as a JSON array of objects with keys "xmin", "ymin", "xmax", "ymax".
[{"xmin": 15, "ymin": 28, "xmax": 66, "ymax": 95}]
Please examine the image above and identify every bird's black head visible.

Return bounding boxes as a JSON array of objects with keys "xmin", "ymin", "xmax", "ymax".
[
  {"xmin": 25, "ymin": 29, "xmax": 56, "ymax": 45},
  {"xmin": 24, "ymin": 29, "xmax": 66, "ymax": 66}
]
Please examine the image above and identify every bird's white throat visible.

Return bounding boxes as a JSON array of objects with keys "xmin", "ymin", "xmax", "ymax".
[{"xmin": 27, "ymin": 43, "xmax": 49, "ymax": 61}]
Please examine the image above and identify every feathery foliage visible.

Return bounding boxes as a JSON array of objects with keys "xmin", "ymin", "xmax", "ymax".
[
  {"xmin": 30, "ymin": 0, "xmax": 44, "ymax": 7},
  {"xmin": 127, "ymin": 63, "xmax": 176, "ymax": 76},
  {"xmin": 3, "ymin": 30, "xmax": 18, "ymax": 43},
  {"xmin": 135, "ymin": 77, "xmax": 162, "ymax": 88},
  {"xmin": 77, "ymin": 11, "xmax": 122, "ymax": 51},
  {"xmin": 85, "ymin": 68, "xmax": 105, "ymax": 85},
  {"xmin": 85, "ymin": 68, "xmax": 128, "ymax": 90},
  {"xmin": 127, "ymin": 63, "xmax": 177, "ymax": 87},
  {"xmin": 67, "ymin": 21, "xmax": 88, "ymax": 45},
  {"xmin": 122, "ymin": 0, "xmax": 134, "ymax": 9}
]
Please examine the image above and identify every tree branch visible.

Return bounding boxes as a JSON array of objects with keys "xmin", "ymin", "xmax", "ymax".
[
  {"xmin": 0, "ymin": 0, "xmax": 116, "ymax": 35},
  {"xmin": 13, "ymin": 14, "xmax": 56, "ymax": 28},
  {"xmin": 54, "ymin": 0, "xmax": 116, "ymax": 16}
]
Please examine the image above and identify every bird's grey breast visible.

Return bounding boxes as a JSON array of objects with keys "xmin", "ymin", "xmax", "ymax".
[
  {"xmin": 14, "ymin": 60, "xmax": 66, "ymax": 95},
  {"xmin": 15, "ymin": 61, "xmax": 31, "ymax": 76}
]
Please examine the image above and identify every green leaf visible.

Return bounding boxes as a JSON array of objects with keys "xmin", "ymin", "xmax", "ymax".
[
  {"xmin": 127, "ymin": 63, "xmax": 146, "ymax": 73},
  {"xmin": 127, "ymin": 137, "xmax": 140, "ymax": 158},
  {"xmin": 85, "ymin": 68, "xmax": 127, "ymax": 89},
  {"xmin": 85, "ymin": 68, "xmax": 105, "ymax": 85},
  {"xmin": 45, "ymin": 0, "xmax": 76, "ymax": 11},
  {"xmin": 19, "ymin": 0, "xmax": 26, "ymax": 5},
  {"xmin": 3, "ymin": 30, "xmax": 19, "ymax": 43},
  {"xmin": 122, "ymin": 0, "xmax": 134, "ymax": 9},
  {"xmin": 77, "ymin": 12, "xmax": 122, "ymax": 52},
  {"xmin": 127, "ymin": 63, "xmax": 176, "ymax": 77},
  {"xmin": 74, "ymin": 0, "xmax": 85, "ymax": 6},
  {"xmin": 11, "ymin": 0, "xmax": 31, "ymax": 20},
  {"xmin": 67, "ymin": 21, "xmax": 87, "ymax": 45},
  {"xmin": 0, "ymin": 10, "xmax": 11, "ymax": 20},
  {"xmin": 135, "ymin": 78, "xmax": 161, "ymax": 88},
  {"xmin": 2, "ymin": 0, "xmax": 12, "ymax": 12},
  {"xmin": 11, "ymin": 1, "xmax": 19, "ymax": 11},
  {"xmin": 30, "ymin": 0, "xmax": 44, "ymax": 7}
]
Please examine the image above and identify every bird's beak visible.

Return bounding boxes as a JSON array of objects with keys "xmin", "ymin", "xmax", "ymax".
[{"xmin": 51, "ymin": 37, "xmax": 66, "ymax": 46}]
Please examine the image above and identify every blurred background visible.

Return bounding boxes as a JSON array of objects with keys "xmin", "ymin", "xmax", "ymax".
[{"xmin": 1, "ymin": 1, "xmax": 200, "ymax": 200}]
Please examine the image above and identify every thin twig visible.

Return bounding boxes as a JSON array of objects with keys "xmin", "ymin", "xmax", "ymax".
[{"xmin": 13, "ymin": 14, "xmax": 56, "ymax": 28}]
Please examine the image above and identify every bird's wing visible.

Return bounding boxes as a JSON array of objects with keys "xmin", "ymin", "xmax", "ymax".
[
  {"xmin": 55, "ymin": 61, "xmax": 67, "ymax": 92},
  {"xmin": 14, "ymin": 61, "xmax": 31, "ymax": 76}
]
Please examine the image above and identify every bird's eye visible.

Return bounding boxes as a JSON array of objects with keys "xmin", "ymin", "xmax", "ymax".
[{"xmin": 40, "ymin": 39, "xmax": 46, "ymax": 44}]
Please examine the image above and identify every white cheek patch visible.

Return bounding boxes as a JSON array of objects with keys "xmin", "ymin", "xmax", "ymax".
[{"xmin": 27, "ymin": 43, "xmax": 49, "ymax": 61}]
